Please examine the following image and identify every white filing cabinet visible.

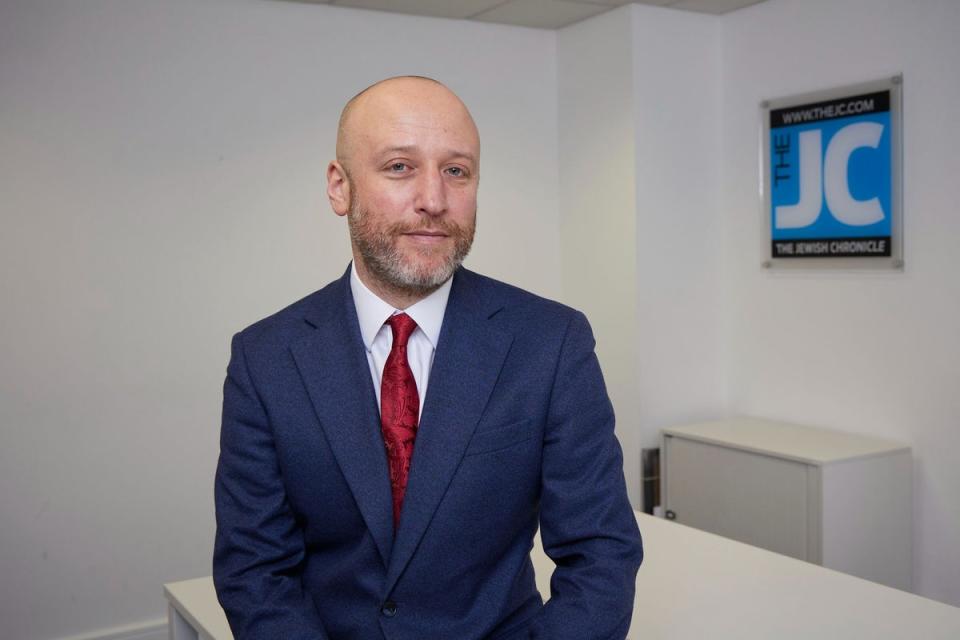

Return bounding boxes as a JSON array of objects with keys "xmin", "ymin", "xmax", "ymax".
[{"xmin": 661, "ymin": 416, "xmax": 912, "ymax": 591}]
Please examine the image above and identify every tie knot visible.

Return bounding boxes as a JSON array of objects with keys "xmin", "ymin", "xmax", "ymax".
[{"xmin": 387, "ymin": 313, "xmax": 418, "ymax": 347}]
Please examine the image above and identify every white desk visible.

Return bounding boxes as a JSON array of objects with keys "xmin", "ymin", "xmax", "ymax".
[
  {"xmin": 165, "ymin": 512, "xmax": 960, "ymax": 639},
  {"xmin": 164, "ymin": 576, "xmax": 232, "ymax": 640}
]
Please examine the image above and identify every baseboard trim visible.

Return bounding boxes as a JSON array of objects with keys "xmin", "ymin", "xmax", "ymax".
[{"xmin": 53, "ymin": 618, "xmax": 167, "ymax": 640}]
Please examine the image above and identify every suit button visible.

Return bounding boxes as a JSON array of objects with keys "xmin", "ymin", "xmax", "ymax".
[{"xmin": 381, "ymin": 601, "xmax": 398, "ymax": 617}]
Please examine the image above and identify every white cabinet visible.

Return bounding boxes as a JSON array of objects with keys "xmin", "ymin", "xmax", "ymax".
[{"xmin": 661, "ymin": 416, "xmax": 912, "ymax": 591}]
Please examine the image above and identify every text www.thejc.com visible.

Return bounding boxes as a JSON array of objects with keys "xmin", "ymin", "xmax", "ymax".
[{"xmin": 780, "ymin": 98, "xmax": 875, "ymax": 124}]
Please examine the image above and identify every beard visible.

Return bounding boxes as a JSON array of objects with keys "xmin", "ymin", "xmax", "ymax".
[{"xmin": 347, "ymin": 195, "xmax": 475, "ymax": 296}]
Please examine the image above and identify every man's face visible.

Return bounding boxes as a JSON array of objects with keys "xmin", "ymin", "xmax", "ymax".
[{"xmin": 330, "ymin": 79, "xmax": 480, "ymax": 296}]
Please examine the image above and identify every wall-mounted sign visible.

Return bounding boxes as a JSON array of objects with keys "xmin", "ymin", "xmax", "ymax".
[{"xmin": 761, "ymin": 76, "xmax": 902, "ymax": 269}]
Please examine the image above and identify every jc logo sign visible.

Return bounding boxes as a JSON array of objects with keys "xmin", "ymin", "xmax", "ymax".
[{"xmin": 775, "ymin": 122, "xmax": 886, "ymax": 230}]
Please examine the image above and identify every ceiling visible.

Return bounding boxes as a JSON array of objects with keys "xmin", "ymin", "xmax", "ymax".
[{"xmin": 277, "ymin": 0, "xmax": 768, "ymax": 29}]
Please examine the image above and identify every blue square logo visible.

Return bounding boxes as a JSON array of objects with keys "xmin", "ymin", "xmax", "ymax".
[{"xmin": 769, "ymin": 91, "xmax": 892, "ymax": 258}]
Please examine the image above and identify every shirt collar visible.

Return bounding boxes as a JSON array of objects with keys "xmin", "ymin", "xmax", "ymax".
[{"xmin": 350, "ymin": 262, "xmax": 452, "ymax": 351}]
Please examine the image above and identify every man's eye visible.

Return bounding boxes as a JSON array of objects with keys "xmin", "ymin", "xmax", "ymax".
[
  {"xmin": 446, "ymin": 167, "xmax": 464, "ymax": 177},
  {"xmin": 388, "ymin": 162, "xmax": 408, "ymax": 172}
]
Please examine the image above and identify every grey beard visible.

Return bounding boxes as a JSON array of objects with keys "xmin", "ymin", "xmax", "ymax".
[{"xmin": 347, "ymin": 205, "xmax": 474, "ymax": 296}]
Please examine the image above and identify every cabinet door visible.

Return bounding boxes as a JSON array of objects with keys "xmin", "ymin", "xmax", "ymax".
[{"xmin": 664, "ymin": 436, "xmax": 812, "ymax": 561}]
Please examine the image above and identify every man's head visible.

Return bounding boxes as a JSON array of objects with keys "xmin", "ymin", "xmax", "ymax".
[{"xmin": 327, "ymin": 76, "xmax": 480, "ymax": 306}]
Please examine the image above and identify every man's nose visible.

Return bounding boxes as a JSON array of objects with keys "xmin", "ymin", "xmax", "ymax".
[{"xmin": 413, "ymin": 168, "xmax": 448, "ymax": 217}]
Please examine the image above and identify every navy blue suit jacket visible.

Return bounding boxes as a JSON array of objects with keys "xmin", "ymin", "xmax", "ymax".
[{"xmin": 213, "ymin": 266, "xmax": 642, "ymax": 639}]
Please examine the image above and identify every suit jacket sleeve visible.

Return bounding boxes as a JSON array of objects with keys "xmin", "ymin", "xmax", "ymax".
[
  {"xmin": 529, "ymin": 311, "xmax": 643, "ymax": 640},
  {"xmin": 213, "ymin": 331, "xmax": 330, "ymax": 639}
]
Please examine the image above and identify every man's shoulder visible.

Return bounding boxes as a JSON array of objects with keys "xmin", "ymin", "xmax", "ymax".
[
  {"xmin": 457, "ymin": 268, "xmax": 582, "ymax": 325},
  {"xmin": 232, "ymin": 273, "xmax": 347, "ymax": 346}
]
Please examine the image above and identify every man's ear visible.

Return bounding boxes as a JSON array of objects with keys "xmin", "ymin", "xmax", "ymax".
[{"xmin": 327, "ymin": 161, "xmax": 351, "ymax": 217}]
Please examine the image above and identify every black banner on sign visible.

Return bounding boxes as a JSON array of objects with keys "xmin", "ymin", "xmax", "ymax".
[
  {"xmin": 772, "ymin": 237, "xmax": 892, "ymax": 258},
  {"xmin": 770, "ymin": 90, "xmax": 890, "ymax": 128}
]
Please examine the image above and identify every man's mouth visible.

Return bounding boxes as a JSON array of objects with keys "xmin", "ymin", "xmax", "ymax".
[
  {"xmin": 403, "ymin": 229, "xmax": 450, "ymax": 241},
  {"xmin": 405, "ymin": 228, "xmax": 447, "ymax": 235}
]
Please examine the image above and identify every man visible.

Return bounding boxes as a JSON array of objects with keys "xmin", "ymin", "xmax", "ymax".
[{"xmin": 213, "ymin": 76, "xmax": 642, "ymax": 640}]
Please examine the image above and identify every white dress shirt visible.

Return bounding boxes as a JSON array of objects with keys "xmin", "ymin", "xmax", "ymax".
[{"xmin": 350, "ymin": 263, "xmax": 452, "ymax": 418}]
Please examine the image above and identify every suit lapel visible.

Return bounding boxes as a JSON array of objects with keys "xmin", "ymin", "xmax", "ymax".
[
  {"xmin": 290, "ymin": 269, "xmax": 394, "ymax": 567},
  {"xmin": 385, "ymin": 269, "xmax": 514, "ymax": 594}
]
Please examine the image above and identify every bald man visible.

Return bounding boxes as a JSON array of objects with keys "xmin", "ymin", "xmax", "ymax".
[{"xmin": 213, "ymin": 76, "xmax": 642, "ymax": 640}]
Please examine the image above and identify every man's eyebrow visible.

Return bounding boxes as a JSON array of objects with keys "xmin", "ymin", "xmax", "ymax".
[
  {"xmin": 376, "ymin": 145, "xmax": 477, "ymax": 163},
  {"xmin": 378, "ymin": 145, "xmax": 417, "ymax": 155}
]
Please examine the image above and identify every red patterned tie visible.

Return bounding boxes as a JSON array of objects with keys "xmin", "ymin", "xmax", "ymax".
[{"xmin": 380, "ymin": 313, "xmax": 420, "ymax": 528}]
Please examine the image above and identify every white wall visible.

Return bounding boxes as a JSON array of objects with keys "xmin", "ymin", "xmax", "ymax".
[
  {"xmin": 719, "ymin": 0, "xmax": 960, "ymax": 606},
  {"xmin": 630, "ymin": 7, "xmax": 724, "ymax": 458},
  {"xmin": 558, "ymin": 8, "xmax": 642, "ymax": 505},
  {"xmin": 0, "ymin": 0, "xmax": 560, "ymax": 637},
  {"xmin": 557, "ymin": 4, "xmax": 725, "ymax": 509}
]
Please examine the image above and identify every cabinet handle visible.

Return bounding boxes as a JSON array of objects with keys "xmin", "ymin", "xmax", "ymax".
[{"xmin": 665, "ymin": 510, "xmax": 677, "ymax": 520}]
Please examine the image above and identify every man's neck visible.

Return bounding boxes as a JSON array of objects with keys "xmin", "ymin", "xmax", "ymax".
[{"xmin": 352, "ymin": 258, "xmax": 441, "ymax": 311}]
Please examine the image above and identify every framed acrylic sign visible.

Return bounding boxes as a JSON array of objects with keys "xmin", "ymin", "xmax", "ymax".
[{"xmin": 761, "ymin": 76, "xmax": 903, "ymax": 269}]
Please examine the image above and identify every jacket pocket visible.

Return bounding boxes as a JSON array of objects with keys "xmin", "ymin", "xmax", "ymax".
[{"xmin": 464, "ymin": 419, "xmax": 535, "ymax": 457}]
